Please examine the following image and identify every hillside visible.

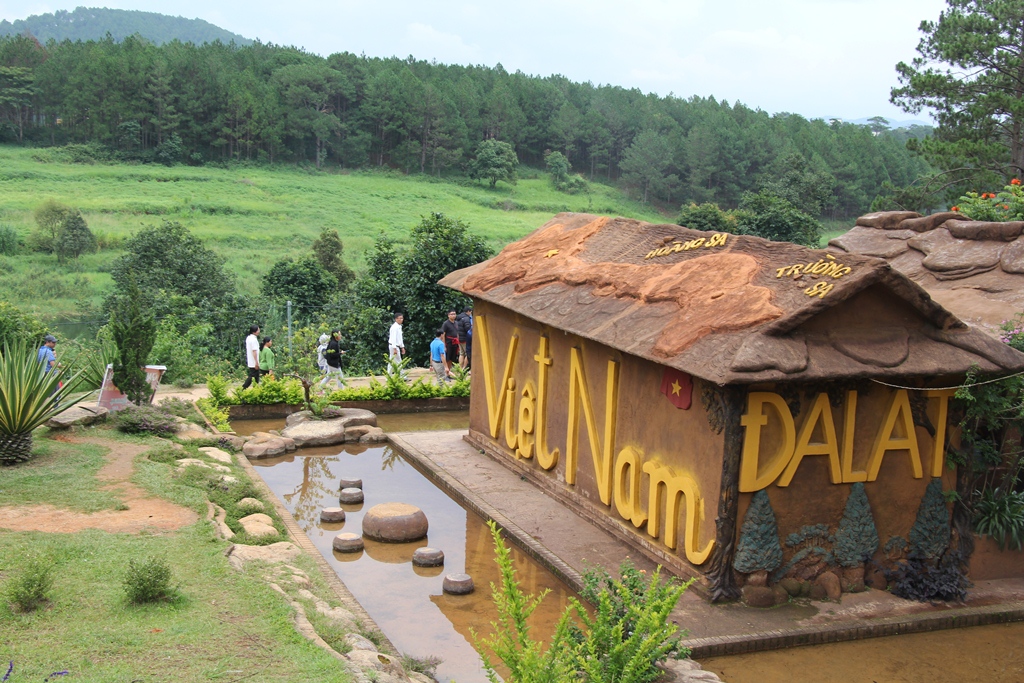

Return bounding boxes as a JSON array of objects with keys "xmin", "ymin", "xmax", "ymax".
[
  {"xmin": 0, "ymin": 145, "xmax": 664, "ymax": 322},
  {"xmin": 0, "ymin": 7, "xmax": 251, "ymax": 45}
]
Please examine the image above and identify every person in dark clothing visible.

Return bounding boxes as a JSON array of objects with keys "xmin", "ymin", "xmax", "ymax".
[
  {"xmin": 440, "ymin": 309, "xmax": 460, "ymax": 373},
  {"xmin": 319, "ymin": 329, "xmax": 346, "ymax": 390},
  {"xmin": 455, "ymin": 306, "xmax": 472, "ymax": 369},
  {"xmin": 242, "ymin": 324, "xmax": 261, "ymax": 389}
]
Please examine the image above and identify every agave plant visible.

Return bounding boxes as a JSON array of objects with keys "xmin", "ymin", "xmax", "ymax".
[{"xmin": 0, "ymin": 341, "xmax": 87, "ymax": 464}]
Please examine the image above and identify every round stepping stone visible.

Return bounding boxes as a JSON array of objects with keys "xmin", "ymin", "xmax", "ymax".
[
  {"xmin": 412, "ymin": 547, "xmax": 445, "ymax": 567},
  {"xmin": 338, "ymin": 477, "xmax": 363, "ymax": 490},
  {"xmin": 361, "ymin": 502, "xmax": 428, "ymax": 542},
  {"xmin": 339, "ymin": 487, "xmax": 364, "ymax": 504},
  {"xmin": 320, "ymin": 507, "xmax": 346, "ymax": 523},
  {"xmin": 443, "ymin": 573, "xmax": 474, "ymax": 595},
  {"xmin": 332, "ymin": 532, "xmax": 364, "ymax": 553},
  {"xmin": 363, "ymin": 537, "xmax": 427, "ymax": 564}
]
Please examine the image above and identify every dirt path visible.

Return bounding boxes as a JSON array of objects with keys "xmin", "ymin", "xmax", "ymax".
[{"xmin": 0, "ymin": 437, "xmax": 198, "ymax": 534}]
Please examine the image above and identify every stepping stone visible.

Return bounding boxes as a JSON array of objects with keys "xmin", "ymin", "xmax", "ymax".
[
  {"xmin": 198, "ymin": 446, "xmax": 233, "ymax": 463},
  {"xmin": 443, "ymin": 573, "xmax": 474, "ymax": 594},
  {"xmin": 332, "ymin": 532, "xmax": 363, "ymax": 553},
  {"xmin": 46, "ymin": 405, "xmax": 108, "ymax": 429},
  {"xmin": 339, "ymin": 488, "xmax": 364, "ymax": 504},
  {"xmin": 237, "ymin": 497, "xmax": 265, "ymax": 511},
  {"xmin": 238, "ymin": 513, "xmax": 277, "ymax": 538},
  {"xmin": 320, "ymin": 507, "xmax": 346, "ymax": 523},
  {"xmin": 338, "ymin": 477, "xmax": 363, "ymax": 490},
  {"xmin": 412, "ymin": 547, "xmax": 444, "ymax": 567},
  {"xmin": 362, "ymin": 502, "xmax": 428, "ymax": 542}
]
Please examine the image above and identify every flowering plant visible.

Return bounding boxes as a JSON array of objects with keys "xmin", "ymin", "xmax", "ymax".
[
  {"xmin": 1000, "ymin": 314, "xmax": 1024, "ymax": 353},
  {"xmin": 953, "ymin": 180, "xmax": 1024, "ymax": 221}
]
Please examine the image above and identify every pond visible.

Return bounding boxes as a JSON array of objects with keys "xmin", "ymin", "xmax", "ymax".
[{"xmin": 234, "ymin": 418, "xmax": 575, "ymax": 683}]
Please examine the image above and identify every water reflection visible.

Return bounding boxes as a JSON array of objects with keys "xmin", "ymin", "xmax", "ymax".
[{"xmin": 252, "ymin": 443, "xmax": 577, "ymax": 683}]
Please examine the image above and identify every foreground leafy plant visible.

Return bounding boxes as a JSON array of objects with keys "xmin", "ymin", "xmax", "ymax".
[
  {"xmin": 0, "ymin": 340, "xmax": 86, "ymax": 464},
  {"xmin": 123, "ymin": 556, "xmax": 176, "ymax": 604},
  {"xmin": 974, "ymin": 489, "xmax": 1024, "ymax": 551}
]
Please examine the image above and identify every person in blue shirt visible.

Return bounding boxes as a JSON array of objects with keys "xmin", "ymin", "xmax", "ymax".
[
  {"xmin": 37, "ymin": 334, "xmax": 57, "ymax": 373},
  {"xmin": 429, "ymin": 328, "xmax": 449, "ymax": 385}
]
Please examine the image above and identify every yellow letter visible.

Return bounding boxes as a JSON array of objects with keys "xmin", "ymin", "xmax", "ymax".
[
  {"xmin": 534, "ymin": 336, "xmax": 560, "ymax": 470},
  {"xmin": 778, "ymin": 393, "xmax": 842, "ymax": 487},
  {"xmin": 840, "ymin": 390, "xmax": 867, "ymax": 483},
  {"xmin": 516, "ymin": 380, "xmax": 536, "ymax": 460},
  {"xmin": 642, "ymin": 461, "xmax": 715, "ymax": 565},
  {"xmin": 613, "ymin": 446, "xmax": 648, "ymax": 528},
  {"xmin": 475, "ymin": 315, "xmax": 519, "ymax": 439},
  {"xmin": 504, "ymin": 378, "xmax": 518, "ymax": 451},
  {"xmin": 739, "ymin": 392, "xmax": 796, "ymax": 492},
  {"xmin": 866, "ymin": 389, "xmax": 922, "ymax": 481},
  {"xmin": 926, "ymin": 389, "xmax": 956, "ymax": 477},
  {"xmin": 564, "ymin": 347, "xmax": 619, "ymax": 506}
]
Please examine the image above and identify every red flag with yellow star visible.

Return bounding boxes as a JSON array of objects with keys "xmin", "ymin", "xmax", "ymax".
[{"xmin": 660, "ymin": 368, "xmax": 693, "ymax": 409}]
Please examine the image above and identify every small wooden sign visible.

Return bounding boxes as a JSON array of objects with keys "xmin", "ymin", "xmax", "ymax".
[{"xmin": 97, "ymin": 364, "xmax": 167, "ymax": 411}]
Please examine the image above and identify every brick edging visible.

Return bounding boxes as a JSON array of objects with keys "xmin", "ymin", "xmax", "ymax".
[
  {"xmin": 387, "ymin": 432, "xmax": 587, "ymax": 596},
  {"xmin": 683, "ymin": 602, "xmax": 1024, "ymax": 659},
  {"xmin": 233, "ymin": 449, "xmax": 400, "ymax": 656}
]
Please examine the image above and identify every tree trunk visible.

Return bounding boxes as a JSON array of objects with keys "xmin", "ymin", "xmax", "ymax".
[
  {"xmin": 707, "ymin": 386, "xmax": 744, "ymax": 603},
  {"xmin": 0, "ymin": 432, "xmax": 34, "ymax": 464}
]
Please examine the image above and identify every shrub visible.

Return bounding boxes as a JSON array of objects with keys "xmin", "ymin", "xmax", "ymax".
[
  {"xmin": 156, "ymin": 397, "xmax": 202, "ymax": 423},
  {"xmin": 0, "ymin": 224, "xmax": 18, "ymax": 256},
  {"xmin": 123, "ymin": 556, "xmax": 176, "ymax": 604},
  {"xmin": 973, "ymin": 489, "xmax": 1024, "ymax": 550},
  {"xmin": 5, "ymin": 557, "xmax": 54, "ymax": 612},
  {"xmin": 206, "ymin": 374, "xmax": 232, "ymax": 406},
  {"xmin": 195, "ymin": 398, "xmax": 231, "ymax": 432},
  {"xmin": 115, "ymin": 405, "xmax": 179, "ymax": 436}
]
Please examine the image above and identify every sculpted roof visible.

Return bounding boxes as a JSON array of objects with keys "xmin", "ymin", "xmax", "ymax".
[{"xmin": 441, "ymin": 213, "xmax": 1024, "ymax": 385}]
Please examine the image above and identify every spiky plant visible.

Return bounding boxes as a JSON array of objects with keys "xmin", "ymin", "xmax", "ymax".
[{"xmin": 0, "ymin": 340, "xmax": 87, "ymax": 464}]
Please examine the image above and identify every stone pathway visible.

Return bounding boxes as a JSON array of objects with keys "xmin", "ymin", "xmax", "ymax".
[{"xmin": 0, "ymin": 436, "xmax": 198, "ymax": 534}]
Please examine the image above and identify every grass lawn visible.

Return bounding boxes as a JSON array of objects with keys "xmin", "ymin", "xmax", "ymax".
[
  {"xmin": 0, "ymin": 146, "xmax": 665, "ymax": 320},
  {"xmin": 0, "ymin": 429, "xmax": 353, "ymax": 683}
]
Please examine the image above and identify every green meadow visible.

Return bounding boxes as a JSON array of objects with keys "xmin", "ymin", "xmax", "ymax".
[{"xmin": 0, "ymin": 146, "xmax": 665, "ymax": 321}]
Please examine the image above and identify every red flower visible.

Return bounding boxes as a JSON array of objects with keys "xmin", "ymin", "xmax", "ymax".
[
  {"xmin": 1012, "ymin": 178, "xmax": 1021, "ymax": 185},
  {"xmin": 1004, "ymin": 204, "xmax": 1010, "ymax": 209},
  {"xmin": 951, "ymin": 206, "xmax": 960, "ymax": 212}
]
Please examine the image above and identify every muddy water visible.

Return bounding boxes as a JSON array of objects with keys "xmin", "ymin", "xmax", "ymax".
[
  {"xmin": 247, "ymin": 439, "xmax": 577, "ymax": 683},
  {"xmin": 702, "ymin": 621, "xmax": 1024, "ymax": 683}
]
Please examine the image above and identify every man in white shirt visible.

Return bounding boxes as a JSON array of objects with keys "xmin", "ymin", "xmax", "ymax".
[
  {"xmin": 242, "ymin": 324, "xmax": 261, "ymax": 389},
  {"xmin": 388, "ymin": 313, "xmax": 405, "ymax": 373}
]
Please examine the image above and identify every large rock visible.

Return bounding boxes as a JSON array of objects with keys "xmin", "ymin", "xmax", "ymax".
[
  {"xmin": 945, "ymin": 219, "xmax": 1024, "ymax": 242},
  {"xmin": 815, "ymin": 571, "xmax": 842, "ymax": 601},
  {"xmin": 280, "ymin": 409, "xmax": 378, "ymax": 447},
  {"xmin": 243, "ymin": 433, "xmax": 296, "ymax": 459},
  {"xmin": 741, "ymin": 585, "xmax": 776, "ymax": 608},
  {"xmin": 828, "ymin": 226, "xmax": 910, "ymax": 258},
  {"xmin": 226, "ymin": 541, "xmax": 300, "ymax": 570},
  {"xmin": 1001, "ymin": 238, "xmax": 1024, "ymax": 273},
  {"xmin": 897, "ymin": 211, "xmax": 962, "ymax": 232},
  {"xmin": 239, "ymin": 513, "xmax": 278, "ymax": 538},
  {"xmin": 922, "ymin": 240, "xmax": 1004, "ymax": 272},
  {"xmin": 907, "ymin": 227, "xmax": 955, "ymax": 255},
  {"xmin": 46, "ymin": 405, "xmax": 109, "ymax": 429},
  {"xmin": 197, "ymin": 446, "xmax": 233, "ymax": 463},
  {"xmin": 358, "ymin": 426, "xmax": 387, "ymax": 444},
  {"xmin": 855, "ymin": 210, "xmax": 921, "ymax": 230}
]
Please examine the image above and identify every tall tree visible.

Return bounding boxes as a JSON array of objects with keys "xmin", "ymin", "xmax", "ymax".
[
  {"xmin": 110, "ymin": 275, "xmax": 157, "ymax": 405},
  {"xmin": 891, "ymin": 0, "xmax": 1024, "ymax": 181}
]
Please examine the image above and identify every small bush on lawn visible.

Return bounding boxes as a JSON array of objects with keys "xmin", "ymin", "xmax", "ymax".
[
  {"xmin": 115, "ymin": 405, "xmax": 179, "ymax": 436},
  {"xmin": 5, "ymin": 557, "xmax": 55, "ymax": 612},
  {"xmin": 123, "ymin": 556, "xmax": 176, "ymax": 604},
  {"xmin": 156, "ymin": 397, "xmax": 202, "ymax": 423}
]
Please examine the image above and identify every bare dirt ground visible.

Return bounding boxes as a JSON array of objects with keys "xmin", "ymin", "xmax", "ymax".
[{"xmin": 0, "ymin": 436, "xmax": 198, "ymax": 534}]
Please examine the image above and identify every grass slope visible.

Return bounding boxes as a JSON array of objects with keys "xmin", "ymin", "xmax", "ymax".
[{"xmin": 0, "ymin": 146, "xmax": 664, "ymax": 320}]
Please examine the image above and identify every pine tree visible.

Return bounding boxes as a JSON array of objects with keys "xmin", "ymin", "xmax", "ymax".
[
  {"xmin": 909, "ymin": 478, "xmax": 951, "ymax": 561},
  {"xmin": 110, "ymin": 275, "xmax": 157, "ymax": 405},
  {"xmin": 834, "ymin": 483, "xmax": 880, "ymax": 567},
  {"xmin": 733, "ymin": 489, "xmax": 783, "ymax": 574}
]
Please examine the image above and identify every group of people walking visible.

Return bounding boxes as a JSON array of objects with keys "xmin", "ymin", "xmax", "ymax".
[{"xmin": 241, "ymin": 305, "xmax": 473, "ymax": 390}]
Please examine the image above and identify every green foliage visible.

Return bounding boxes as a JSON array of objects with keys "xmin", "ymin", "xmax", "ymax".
[
  {"xmin": 833, "ymin": 483, "xmax": 880, "ymax": 567},
  {"xmin": 205, "ymin": 374, "xmax": 232, "ymax": 407},
  {"xmin": 474, "ymin": 520, "xmax": 575, "ymax": 683},
  {"xmin": 195, "ymin": 397, "xmax": 231, "ymax": 432},
  {"xmin": 311, "ymin": 227, "xmax": 355, "ymax": 290},
  {"xmin": 471, "ymin": 139, "xmax": 518, "ymax": 188},
  {"xmin": 974, "ymin": 489, "xmax": 1024, "ymax": 550},
  {"xmin": 733, "ymin": 489, "xmax": 783, "ymax": 573},
  {"xmin": 5, "ymin": 556, "xmax": 54, "ymax": 612},
  {"xmin": 0, "ymin": 224, "xmax": 18, "ymax": 255},
  {"xmin": 621, "ymin": 129, "xmax": 679, "ymax": 205},
  {"xmin": 951, "ymin": 179, "xmax": 1024, "ymax": 221},
  {"xmin": 54, "ymin": 209, "xmax": 96, "ymax": 263},
  {"xmin": 156, "ymin": 397, "xmax": 201, "ymax": 422},
  {"xmin": 74, "ymin": 336, "xmax": 117, "ymax": 391},
  {"xmin": 546, "ymin": 151, "xmax": 570, "ymax": 188},
  {"xmin": 122, "ymin": 556, "xmax": 176, "ymax": 604},
  {"xmin": 892, "ymin": 0, "xmax": 1024, "ymax": 185},
  {"xmin": 31, "ymin": 198, "xmax": 73, "ymax": 253},
  {"xmin": 736, "ymin": 191, "xmax": 822, "ymax": 246},
  {"xmin": 114, "ymin": 404, "xmax": 179, "ymax": 436},
  {"xmin": 148, "ymin": 316, "xmax": 224, "ymax": 385},
  {"xmin": 909, "ymin": 478, "xmax": 951, "ymax": 561},
  {"xmin": 109, "ymin": 276, "xmax": 157, "ymax": 405},
  {"xmin": 0, "ymin": 300, "xmax": 46, "ymax": 348},
  {"xmin": 677, "ymin": 202, "xmax": 734, "ymax": 232},
  {"xmin": 232, "ymin": 377, "xmax": 305, "ymax": 405},
  {"xmin": 757, "ymin": 152, "xmax": 836, "ymax": 218},
  {"xmin": 262, "ymin": 256, "xmax": 337, "ymax": 319}
]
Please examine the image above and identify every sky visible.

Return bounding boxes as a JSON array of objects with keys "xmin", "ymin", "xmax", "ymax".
[{"xmin": 0, "ymin": 0, "xmax": 949, "ymax": 122}]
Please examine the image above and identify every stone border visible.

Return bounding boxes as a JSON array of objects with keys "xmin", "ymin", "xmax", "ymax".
[
  {"xmin": 227, "ymin": 398, "xmax": 468, "ymax": 420},
  {"xmin": 233, "ymin": 448, "xmax": 400, "ymax": 656},
  {"xmin": 387, "ymin": 433, "xmax": 587, "ymax": 595}
]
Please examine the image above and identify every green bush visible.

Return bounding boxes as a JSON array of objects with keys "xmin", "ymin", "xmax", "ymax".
[
  {"xmin": 231, "ymin": 377, "xmax": 304, "ymax": 405},
  {"xmin": 123, "ymin": 556, "xmax": 176, "ymax": 604},
  {"xmin": 196, "ymin": 398, "xmax": 231, "ymax": 432},
  {"xmin": 115, "ymin": 405, "xmax": 179, "ymax": 436},
  {"xmin": 206, "ymin": 374, "xmax": 232, "ymax": 406},
  {"xmin": 0, "ymin": 224, "xmax": 18, "ymax": 256},
  {"xmin": 974, "ymin": 489, "xmax": 1024, "ymax": 550},
  {"xmin": 5, "ymin": 557, "xmax": 54, "ymax": 612},
  {"xmin": 157, "ymin": 397, "xmax": 202, "ymax": 424}
]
